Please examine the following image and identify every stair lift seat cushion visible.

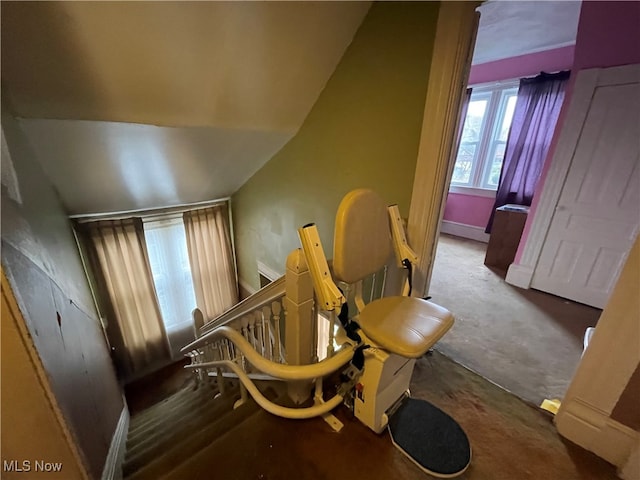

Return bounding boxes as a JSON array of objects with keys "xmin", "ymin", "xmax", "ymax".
[
  {"xmin": 332, "ymin": 188, "xmax": 454, "ymax": 357},
  {"xmin": 359, "ymin": 297, "xmax": 454, "ymax": 358}
]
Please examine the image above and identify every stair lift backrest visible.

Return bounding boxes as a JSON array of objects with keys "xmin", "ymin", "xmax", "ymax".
[{"xmin": 333, "ymin": 189, "xmax": 392, "ymax": 285}]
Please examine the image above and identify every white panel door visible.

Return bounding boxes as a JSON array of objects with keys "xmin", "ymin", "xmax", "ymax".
[{"xmin": 532, "ymin": 69, "xmax": 640, "ymax": 309}]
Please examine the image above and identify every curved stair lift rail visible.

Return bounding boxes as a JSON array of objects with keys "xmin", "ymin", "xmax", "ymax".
[
  {"xmin": 185, "ymin": 359, "xmax": 344, "ymax": 420},
  {"xmin": 180, "ymin": 246, "xmax": 359, "ymax": 419},
  {"xmin": 189, "ymin": 326, "xmax": 355, "ymax": 381}
]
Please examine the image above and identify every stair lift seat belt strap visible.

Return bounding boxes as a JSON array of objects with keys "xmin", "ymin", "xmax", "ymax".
[
  {"xmin": 335, "ymin": 293, "xmax": 369, "ymax": 394},
  {"xmin": 338, "ymin": 299, "xmax": 362, "ymax": 343},
  {"xmin": 402, "ymin": 258, "xmax": 413, "ymax": 297}
]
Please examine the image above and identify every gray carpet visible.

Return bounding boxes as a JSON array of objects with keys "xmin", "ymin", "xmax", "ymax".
[
  {"xmin": 123, "ymin": 382, "xmax": 261, "ymax": 480},
  {"xmin": 429, "ymin": 234, "xmax": 602, "ymax": 406}
]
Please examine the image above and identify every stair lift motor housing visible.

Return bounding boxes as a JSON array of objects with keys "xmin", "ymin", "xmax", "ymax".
[{"xmin": 353, "ymin": 346, "xmax": 416, "ymax": 434}]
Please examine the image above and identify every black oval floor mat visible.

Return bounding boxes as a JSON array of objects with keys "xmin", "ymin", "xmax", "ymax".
[{"xmin": 388, "ymin": 398, "xmax": 471, "ymax": 478}]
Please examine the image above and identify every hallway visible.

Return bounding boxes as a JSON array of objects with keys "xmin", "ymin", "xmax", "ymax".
[{"xmin": 428, "ymin": 234, "xmax": 602, "ymax": 406}]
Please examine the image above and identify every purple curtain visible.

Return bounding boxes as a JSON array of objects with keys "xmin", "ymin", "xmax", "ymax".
[{"xmin": 486, "ymin": 71, "xmax": 570, "ymax": 233}]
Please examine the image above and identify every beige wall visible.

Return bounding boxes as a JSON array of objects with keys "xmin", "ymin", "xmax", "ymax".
[
  {"xmin": 1, "ymin": 103, "xmax": 124, "ymax": 479},
  {"xmin": 613, "ymin": 363, "xmax": 640, "ymax": 431},
  {"xmin": 556, "ymin": 234, "xmax": 640, "ymax": 469},
  {"xmin": 232, "ymin": 1, "xmax": 440, "ymax": 290},
  {"xmin": 1, "ymin": 273, "xmax": 86, "ymax": 480}
]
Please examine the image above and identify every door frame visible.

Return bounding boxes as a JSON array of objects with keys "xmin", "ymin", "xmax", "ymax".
[
  {"xmin": 407, "ymin": 1, "xmax": 479, "ymax": 297},
  {"xmin": 505, "ymin": 64, "xmax": 640, "ymax": 290}
]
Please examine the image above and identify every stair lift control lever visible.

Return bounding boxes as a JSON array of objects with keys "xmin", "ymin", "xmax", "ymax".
[
  {"xmin": 388, "ymin": 205, "xmax": 419, "ymax": 296},
  {"xmin": 298, "ymin": 223, "xmax": 345, "ymax": 311},
  {"xmin": 388, "ymin": 205, "xmax": 418, "ymax": 267}
]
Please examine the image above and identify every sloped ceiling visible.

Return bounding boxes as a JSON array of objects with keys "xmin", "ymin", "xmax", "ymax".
[
  {"xmin": 1, "ymin": 1, "xmax": 371, "ymax": 214},
  {"xmin": 2, "ymin": 1, "xmax": 582, "ymax": 215}
]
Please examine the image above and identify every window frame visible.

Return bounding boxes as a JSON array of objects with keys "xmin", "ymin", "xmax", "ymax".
[
  {"xmin": 450, "ymin": 81, "xmax": 519, "ymax": 195},
  {"xmin": 143, "ymin": 213, "xmax": 197, "ymax": 333}
]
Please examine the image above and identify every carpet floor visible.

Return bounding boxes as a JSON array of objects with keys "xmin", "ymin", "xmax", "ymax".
[
  {"xmin": 411, "ymin": 351, "xmax": 616, "ymax": 480},
  {"xmin": 152, "ymin": 351, "xmax": 616, "ymax": 480},
  {"xmin": 429, "ymin": 234, "xmax": 602, "ymax": 406}
]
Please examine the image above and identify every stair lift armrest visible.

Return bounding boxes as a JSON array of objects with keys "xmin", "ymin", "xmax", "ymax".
[
  {"xmin": 298, "ymin": 223, "xmax": 345, "ymax": 311},
  {"xmin": 388, "ymin": 204, "xmax": 418, "ymax": 268},
  {"xmin": 388, "ymin": 205, "xmax": 418, "ymax": 296}
]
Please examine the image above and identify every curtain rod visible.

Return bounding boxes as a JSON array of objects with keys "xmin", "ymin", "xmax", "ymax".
[
  {"xmin": 469, "ymin": 77, "xmax": 520, "ymax": 89},
  {"xmin": 470, "ymin": 69, "xmax": 570, "ymax": 90},
  {"xmin": 70, "ymin": 197, "xmax": 231, "ymax": 223}
]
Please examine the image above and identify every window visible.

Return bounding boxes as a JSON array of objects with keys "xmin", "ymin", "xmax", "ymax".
[
  {"xmin": 144, "ymin": 215, "xmax": 197, "ymax": 333},
  {"xmin": 451, "ymin": 84, "xmax": 518, "ymax": 192},
  {"xmin": 78, "ymin": 202, "xmax": 236, "ymax": 366}
]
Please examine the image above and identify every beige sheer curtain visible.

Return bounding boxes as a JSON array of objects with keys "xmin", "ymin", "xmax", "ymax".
[
  {"xmin": 85, "ymin": 218, "xmax": 170, "ymax": 377},
  {"xmin": 183, "ymin": 205, "xmax": 238, "ymax": 321}
]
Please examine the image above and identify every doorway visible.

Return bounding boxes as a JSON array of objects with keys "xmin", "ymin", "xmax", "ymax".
[
  {"xmin": 421, "ymin": 1, "xmax": 591, "ymax": 406},
  {"xmin": 429, "ymin": 233, "xmax": 601, "ymax": 405}
]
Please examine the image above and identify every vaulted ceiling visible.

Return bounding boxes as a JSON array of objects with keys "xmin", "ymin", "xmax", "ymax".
[
  {"xmin": 1, "ymin": 1, "xmax": 582, "ymax": 215},
  {"xmin": 1, "ymin": 1, "xmax": 371, "ymax": 214}
]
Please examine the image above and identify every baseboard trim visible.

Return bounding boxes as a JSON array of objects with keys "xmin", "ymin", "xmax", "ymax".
[
  {"xmin": 256, "ymin": 261, "xmax": 282, "ymax": 282},
  {"xmin": 556, "ymin": 398, "xmax": 640, "ymax": 468},
  {"xmin": 238, "ymin": 278, "xmax": 257, "ymax": 298},
  {"xmin": 440, "ymin": 220, "xmax": 490, "ymax": 243},
  {"xmin": 505, "ymin": 263, "xmax": 534, "ymax": 289},
  {"xmin": 101, "ymin": 402, "xmax": 129, "ymax": 480}
]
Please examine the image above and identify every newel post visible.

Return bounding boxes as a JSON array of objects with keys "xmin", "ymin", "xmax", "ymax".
[{"xmin": 283, "ymin": 248, "xmax": 315, "ymax": 404}]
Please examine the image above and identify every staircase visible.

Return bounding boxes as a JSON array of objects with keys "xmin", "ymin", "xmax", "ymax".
[
  {"xmin": 120, "ymin": 246, "xmax": 389, "ymax": 478},
  {"xmin": 123, "ymin": 380, "xmax": 263, "ymax": 480}
]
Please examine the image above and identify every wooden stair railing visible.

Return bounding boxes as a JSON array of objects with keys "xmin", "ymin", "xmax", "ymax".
[{"xmin": 179, "ymin": 248, "xmax": 388, "ymax": 421}]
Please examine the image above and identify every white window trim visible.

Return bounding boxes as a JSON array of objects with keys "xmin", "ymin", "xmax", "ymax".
[
  {"xmin": 448, "ymin": 185, "xmax": 496, "ymax": 198},
  {"xmin": 143, "ymin": 214, "xmax": 197, "ymax": 333},
  {"xmin": 469, "ymin": 79, "xmax": 520, "ymax": 90},
  {"xmin": 143, "ymin": 212, "xmax": 184, "ymax": 227},
  {"xmin": 450, "ymin": 80, "xmax": 519, "ymax": 192}
]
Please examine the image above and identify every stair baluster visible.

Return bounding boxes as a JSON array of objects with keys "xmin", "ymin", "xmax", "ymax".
[
  {"xmin": 254, "ymin": 310, "xmax": 265, "ymax": 357},
  {"xmin": 262, "ymin": 305, "xmax": 273, "ymax": 361},
  {"xmin": 272, "ymin": 301, "xmax": 282, "ymax": 363}
]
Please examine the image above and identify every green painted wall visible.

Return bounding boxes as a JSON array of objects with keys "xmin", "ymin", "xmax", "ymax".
[{"xmin": 233, "ymin": 1, "xmax": 440, "ymax": 290}]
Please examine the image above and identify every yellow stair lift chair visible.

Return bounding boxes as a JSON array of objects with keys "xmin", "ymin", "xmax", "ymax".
[{"xmin": 298, "ymin": 189, "xmax": 471, "ymax": 478}]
